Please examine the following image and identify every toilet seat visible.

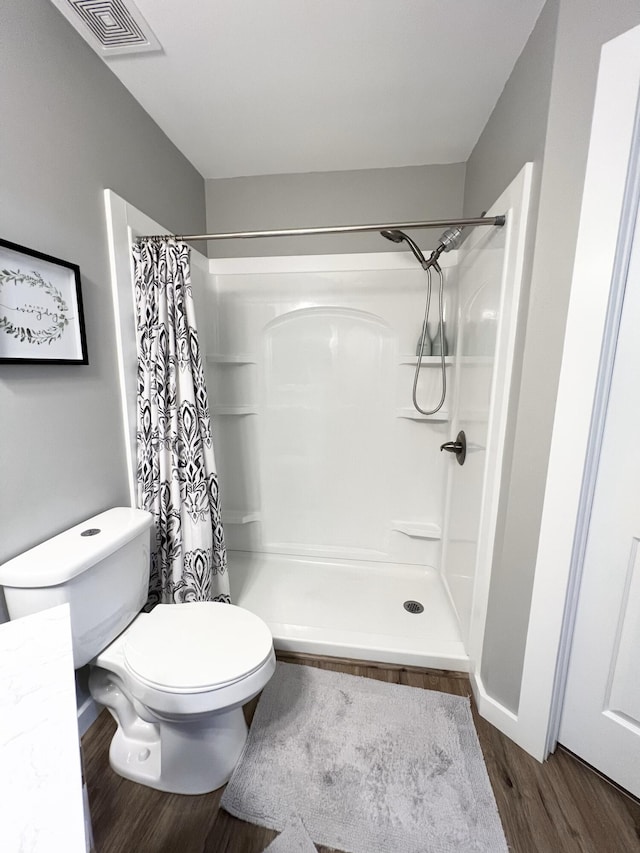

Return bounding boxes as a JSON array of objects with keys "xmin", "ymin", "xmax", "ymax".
[{"xmin": 123, "ymin": 602, "xmax": 274, "ymax": 693}]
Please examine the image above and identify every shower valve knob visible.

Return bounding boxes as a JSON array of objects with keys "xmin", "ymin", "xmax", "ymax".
[{"xmin": 440, "ymin": 431, "xmax": 467, "ymax": 466}]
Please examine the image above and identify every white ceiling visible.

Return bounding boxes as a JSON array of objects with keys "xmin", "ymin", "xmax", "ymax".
[{"xmin": 92, "ymin": 0, "xmax": 545, "ymax": 179}]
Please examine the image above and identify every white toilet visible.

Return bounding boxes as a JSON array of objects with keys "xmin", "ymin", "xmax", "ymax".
[{"xmin": 0, "ymin": 507, "xmax": 276, "ymax": 795}]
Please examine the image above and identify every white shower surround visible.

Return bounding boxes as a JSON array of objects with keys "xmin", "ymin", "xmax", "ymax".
[
  {"xmin": 207, "ymin": 252, "xmax": 458, "ymax": 567},
  {"xmin": 206, "ymin": 249, "xmax": 463, "ymax": 670},
  {"xmin": 206, "ymin": 166, "xmax": 531, "ymax": 671}
]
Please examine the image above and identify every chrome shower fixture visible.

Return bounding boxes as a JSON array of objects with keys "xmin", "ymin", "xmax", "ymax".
[
  {"xmin": 427, "ymin": 210, "xmax": 486, "ymax": 265},
  {"xmin": 437, "ymin": 225, "xmax": 466, "ymax": 252},
  {"xmin": 380, "ymin": 229, "xmax": 430, "ymax": 270},
  {"xmin": 427, "ymin": 224, "xmax": 468, "ymax": 267},
  {"xmin": 379, "ymin": 213, "xmax": 496, "ymax": 416},
  {"xmin": 380, "ymin": 220, "xmax": 474, "ymax": 270},
  {"xmin": 380, "ymin": 227, "xmax": 447, "ymax": 415}
]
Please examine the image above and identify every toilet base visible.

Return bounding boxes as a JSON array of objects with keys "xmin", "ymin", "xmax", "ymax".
[
  {"xmin": 89, "ymin": 667, "xmax": 250, "ymax": 795},
  {"xmin": 108, "ymin": 705, "xmax": 248, "ymax": 795}
]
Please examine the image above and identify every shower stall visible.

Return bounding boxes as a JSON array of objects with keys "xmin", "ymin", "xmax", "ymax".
[{"xmin": 107, "ymin": 162, "xmax": 532, "ymax": 678}]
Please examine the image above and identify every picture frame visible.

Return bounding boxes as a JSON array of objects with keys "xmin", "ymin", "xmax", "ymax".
[{"xmin": 0, "ymin": 238, "xmax": 88, "ymax": 365}]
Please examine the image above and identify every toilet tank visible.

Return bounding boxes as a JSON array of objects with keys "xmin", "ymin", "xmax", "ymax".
[{"xmin": 0, "ymin": 508, "xmax": 153, "ymax": 668}]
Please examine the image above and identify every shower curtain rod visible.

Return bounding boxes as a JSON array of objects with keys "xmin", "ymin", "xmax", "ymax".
[{"xmin": 139, "ymin": 214, "xmax": 505, "ymax": 243}]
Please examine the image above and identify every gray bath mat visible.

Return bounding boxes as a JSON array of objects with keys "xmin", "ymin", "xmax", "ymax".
[
  {"xmin": 262, "ymin": 818, "xmax": 317, "ymax": 852},
  {"xmin": 222, "ymin": 662, "xmax": 507, "ymax": 853}
]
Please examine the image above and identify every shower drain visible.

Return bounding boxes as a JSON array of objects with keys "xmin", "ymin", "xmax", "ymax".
[{"xmin": 403, "ymin": 600, "xmax": 424, "ymax": 614}]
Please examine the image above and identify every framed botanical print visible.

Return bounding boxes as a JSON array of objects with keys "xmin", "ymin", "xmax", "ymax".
[{"xmin": 0, "ymin": 238, "xmax": 88, "ymax": 364}]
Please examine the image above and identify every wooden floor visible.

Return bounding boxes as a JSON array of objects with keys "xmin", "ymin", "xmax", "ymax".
[{"xmin": 83, "ymin": 653, "xmax": 640, "ymax": 853}]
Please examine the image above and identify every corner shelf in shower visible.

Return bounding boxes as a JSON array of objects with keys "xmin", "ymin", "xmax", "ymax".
[
  {"xmin": 222, "ymin": 510, "xmax": 261, "ymax": 525},
  {"xmin": 398, "ymin": 356, "xmax": 453, "ymax": 365},
  {"xmin": 395, "ymin": 408, "xmax": 448, "ymax": 422},
  {"xmin": 206, "ymin": 354, "xmax": 256, "ymax": 364},
  {"xmin": 391, "ymin": 520, "xmax": 442, "ymax": 540},
  {"xmin": 211, "ymin": 405, "xmax": 258, "ymax": 416}
]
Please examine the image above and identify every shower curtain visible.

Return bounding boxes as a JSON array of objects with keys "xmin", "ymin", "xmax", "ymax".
[{"xmin": 132, "ymin": 239, "xmax": 230, "ymax": 607}]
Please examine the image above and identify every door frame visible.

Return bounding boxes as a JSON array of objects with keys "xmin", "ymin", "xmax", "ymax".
[
  {"xmin": 104, "ymin": 190, "xmax": 211, "ymax": 506},
  {"xmin": 546, "ymin": 102, "xmax": 640, "ymax": 756},
  {"xmin": 516, "ymin": 23, "xmax": 640, "ymax": 760}
]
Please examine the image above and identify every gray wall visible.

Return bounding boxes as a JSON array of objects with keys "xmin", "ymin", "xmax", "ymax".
[
  {"xmin": 467, "ymin": 0, "xmax": 640, "ymax": 712},
  {"xmin": 205, "ymin": 164, "xmax": 466, "ymax": 257},
  {"xmin": 0, "ymin": 1, "xmax": 205, "ymax": 611},
  {"xmin": 463, "ymin": 0, "xmax": 559, "ymax": 220},
  {"xmin": 463, "ymin": 0, "xmax": 559, "ymax": 711}
]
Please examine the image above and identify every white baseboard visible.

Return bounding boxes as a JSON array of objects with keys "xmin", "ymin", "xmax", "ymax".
[
  {"xmin": 77, "ymin": 696, "xmax": 100, "ymax": 737},
  {"xmin": 469, "ymin": 670, "xmax": 548, "ymax": 758}
]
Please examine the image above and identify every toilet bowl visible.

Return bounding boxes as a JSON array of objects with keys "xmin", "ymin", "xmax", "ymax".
[
  {"xmin": 0, "ymin": 507, "xmax": 276, "ymax": 796},
  {"xmin": 89, "ymin": 601, "xmax": 276, "ymax": 794}
]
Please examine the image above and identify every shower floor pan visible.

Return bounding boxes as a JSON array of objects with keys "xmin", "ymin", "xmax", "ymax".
[{"xmin": 228, "ymin": 551, "xmax": 469, "ymax": 671}]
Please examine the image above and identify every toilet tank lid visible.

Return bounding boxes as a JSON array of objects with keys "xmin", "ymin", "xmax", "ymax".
[{"xmin": 0, "ymin": 508, "xmax": 153, "ymax": 588}]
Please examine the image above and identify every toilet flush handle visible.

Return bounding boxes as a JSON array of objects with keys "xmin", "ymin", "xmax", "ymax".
[{"xmin": 440, "ymin": 430, "xmax": 467, "ymax": 466}]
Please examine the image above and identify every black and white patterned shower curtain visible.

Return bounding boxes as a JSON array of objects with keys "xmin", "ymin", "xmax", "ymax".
[{"xmin": 132, "ymin": 239, "xmax": 230, "ymax": 607}]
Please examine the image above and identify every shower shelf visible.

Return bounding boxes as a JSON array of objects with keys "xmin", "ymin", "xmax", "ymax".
[
  {"xmin": 206, "ymin": 354, "xmax": 256, "ymax": 364},
  {"xmin": 398, "ymin": 356, "xmax": 453, "ymax": 365},
  {"xmin": 395, "ymin": 408, "xmax": 448, "ymax": 422},
  {"xmin": 211, "ymin": 405, "xmax": 258, "ymax": 416},
  {"xmin": 391, "ymin": 520, "xmax": 441, "ymax": 540},
  {"xmin": 222, "ymin": 511, "xmax": 261, "ymax": 525}
]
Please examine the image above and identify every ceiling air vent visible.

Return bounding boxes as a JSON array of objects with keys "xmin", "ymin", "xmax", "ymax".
[{"xmin": 50, "ymin": 0, "xmax": 161, "ymax": 57}]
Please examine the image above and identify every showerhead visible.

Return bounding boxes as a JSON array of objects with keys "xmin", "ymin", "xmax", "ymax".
[
  {"xmin": 380, "ymin": 229, "xmax": 405, "ymax": 244},
  {"xmin": 380, "ymin": 229, "xmax": 429, "ymax": 270}
]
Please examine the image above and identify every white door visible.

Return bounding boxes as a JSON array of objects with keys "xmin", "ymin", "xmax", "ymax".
[{"xmin": 558, "ymin": 201, "xmax": 640, "ymax": 797}]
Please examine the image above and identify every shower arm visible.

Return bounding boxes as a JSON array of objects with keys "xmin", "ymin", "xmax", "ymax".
[{"xmin": 138, "ymin": 215, "xmax": 505, "ymax": 243}]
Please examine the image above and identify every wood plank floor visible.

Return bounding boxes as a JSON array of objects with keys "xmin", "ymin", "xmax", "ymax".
[{"xmin": 82, "ymin": 653, "xmax": 640, "ymax": 852}]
